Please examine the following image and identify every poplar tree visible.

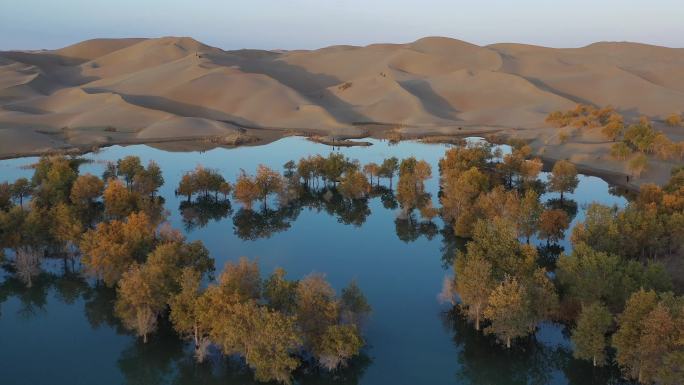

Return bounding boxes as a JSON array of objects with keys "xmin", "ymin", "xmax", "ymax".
[{"xmin": 572, "ymin": 302, "xmax": 613, "ymax": 366}]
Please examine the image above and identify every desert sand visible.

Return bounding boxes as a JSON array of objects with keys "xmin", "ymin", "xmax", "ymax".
[{"xmin": 1, "ymin": 36, "xmax": 682, "ymax": 187}]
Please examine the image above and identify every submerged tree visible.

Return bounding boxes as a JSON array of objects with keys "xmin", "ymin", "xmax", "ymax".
[
  {"xmin": 483, "ymin": 276, "xmax": 531, "ymax": 349},
  {"xmin": 548, "ymin": 160, "xmax": 579, "ymax": 203},
  {"xmin": 572, "ymin": 302, "xmax": 613, "ymax": 367},
  {"xmin": 115, "ymin": 263, "xmax": 166, "ymax": 343},
  {"xmin": 454, "ymin": 253, "xmax": 493, "ymax": 331}
]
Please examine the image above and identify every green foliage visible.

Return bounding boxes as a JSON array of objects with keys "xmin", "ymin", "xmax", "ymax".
[
  {"xmin": 340, "ymin": 280, "xmax": 372, "ymax": 327},
  {"xmin": 624, "ymin": 120, "xmax": 657, "ymax": 153},
  {"xmin": 116, "ymin": 156, "xmax": 144, "ymax": 187},
  {"xmin": 557, "ymin": 243, "xmax": 672, "ymax": 312},
  {"xmin": 572, "ymin": 302, "xmax": 613, "ymax": 366},
  {"xmin": 218, "ymin": 257, "xmax": 262, "ymax": 301},
  {"xmin": 454, "ymin": 253, "xmax": 493, "ymax": 331},
  {"xmin": 548, "ymin": 160, "xmax": 579, "ymax": 200},
  {"xmin": 483, "ymin": 276, "xmax": 532, "ymax": 348},
  {"xmin": 263, "ymin": 268, "xmax": 298, "ymax": 314}
]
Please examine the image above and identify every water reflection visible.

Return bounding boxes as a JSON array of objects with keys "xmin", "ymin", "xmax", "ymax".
[
  {"xmin": 0, "ymin": 137, "xmax": 630, "ymax": 385},
  {"xmin": 180, "ymin": 197, "xmax": 233, "ymax": 232}
]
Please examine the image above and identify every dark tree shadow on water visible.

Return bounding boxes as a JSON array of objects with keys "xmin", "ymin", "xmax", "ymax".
[
  {"xmin": 117, "ymin": 318, "xmax": 185, "ymax": 385},
  {"xmin": 232, "ymin": 204, "xmax": 300, "ymax": 241},
  {"xmin": 394, "ymin": 214, "xmax": 438, "ymax": 243},
  {"xmin": 545, "ymin": 198, "xmax": 578, "ymax": 222},
  {"xmin": 180, "ymin": 197, "xmax": 232, "ymax": 232},
  {"xmin": 439, "ymin": 225, "xmax": 468, "ymax": 270},
  {"xmin": 440, "ymin": 308, "xmax": 621, "ymax": 385},
  {"xmin": 536, "ymin": 244, "xmax": 565, "ymax": 271}
]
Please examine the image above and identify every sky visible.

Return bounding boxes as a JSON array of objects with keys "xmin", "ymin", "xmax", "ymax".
[{"xmin": 1, "ymin": 0, "xmax": 682, "ymax": 50}]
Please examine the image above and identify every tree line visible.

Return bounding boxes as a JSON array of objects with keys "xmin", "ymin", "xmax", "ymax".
[
  {"xmin": 0, "ymin": 154, "xmax": 372, "ymax": 384},
  {"xmin": 437, "ymin": 140, "xmax": 684, "ymax": 384},
  {"xmin": 546, "ymin": 104, "xmax": 684, "ymax": 177}
]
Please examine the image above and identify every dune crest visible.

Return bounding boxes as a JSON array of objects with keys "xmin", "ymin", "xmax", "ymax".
[{"xmin": 1, "ymin": 36, "xmax": 683, "ymax": 184}]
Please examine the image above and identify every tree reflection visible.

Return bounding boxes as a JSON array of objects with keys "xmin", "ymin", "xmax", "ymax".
[
  {"xmin": 443, "ymin": 308, "xmax": 562, "ymax": 385},
  {"xmin": 232, "ymin": 205, "xmax": 300, "ymax": 241},
  {"xmin": 299, "ymin": 188, "xmax": 371, "ymax": 227},
  {"xmin": 117, "ymin": 318, "xmax": 185, "ymax": 385},
  {"xmin": 536, "ymin": 244, "xmax": 564, "ymax": 271},
  {"xmin": 179, "ymin": 196, "xmax": 232, "ymax": 231},
  {"xmin": 394, "ymin": 214, "xmax": 438, "ymax": 243},
  {"xmin": 545, "ymin": 198, "xmax": 578, "ymax": 222},
  {"xmin": 0, "ymin": 264, "xmax": 50, "ymax": 318},
  {"xmin": 439, "ymin": 225, "xmax": 468, "ymax": 269}
]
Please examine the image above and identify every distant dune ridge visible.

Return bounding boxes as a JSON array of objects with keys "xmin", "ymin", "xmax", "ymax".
[{"xmin": 0, "ymin": 36, "xmax": 682, "ymax": 185}]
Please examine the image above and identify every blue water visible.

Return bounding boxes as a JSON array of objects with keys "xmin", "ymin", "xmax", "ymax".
[{"xmin": 0, "ymin": 137, "xmax": 627, "ymax": 385}]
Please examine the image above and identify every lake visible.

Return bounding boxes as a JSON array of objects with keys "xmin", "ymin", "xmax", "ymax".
[{"xmin": 0, "ymin": 137, "xmax": 628, "ymax": 385}]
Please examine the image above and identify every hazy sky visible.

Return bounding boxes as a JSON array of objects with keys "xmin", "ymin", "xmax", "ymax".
[{"xmin": 1, "ymin": 0, "xmax": 682, "ymax": 50}]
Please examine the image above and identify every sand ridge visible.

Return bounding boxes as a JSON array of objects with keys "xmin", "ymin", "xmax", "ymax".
[{"xmin": 0, "ymin": 36, "xmax": 682, "ymax": 186}]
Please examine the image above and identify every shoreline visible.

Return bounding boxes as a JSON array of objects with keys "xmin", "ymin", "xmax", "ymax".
[{"xmin": 0, "ymin": 128, "xmax": 649, "ymax": 192}]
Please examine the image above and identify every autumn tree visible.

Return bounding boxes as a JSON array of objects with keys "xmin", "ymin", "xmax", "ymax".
[
  {"xmin": 602, "ymin": 114, "xmax": 625, "ymax": 141},
  {"xmin": 32, "ymin": 156, "xmax": 78, "ymax": 207},
  {"xmin": 218, "ymin": 257, "xmax": 262, "ymax": 301},
  {"xmin": 548, "ymin": 160, "xmax": 579, "ymax": 203},
  {"xmin": 208, "ymin": 298, "xmax": 301, "ymax": 384},
  {"xmin": 0, "ymin": 182, "xmax": 11, "ymax": 211},
  {"xmin": 314, "ymin": 324, "xmax": 364, "ymax": 370},
  {"xmin": 117, "ymin": 156, "xmax": 144, "ymax": 189},
  {"xmin": 664, "ymin": 113, "xmax": 682, "ymax": 127},
  {"xmin": 611, "ymin": 142, "xmax": 632, "ymax": 160},
  {"xmin": 50, "ymin": 202, "xmax": 83, "ymax": 252},
  {"xmin": 572, "ymin": 302, "xmax": 613, "ymax": 366},
  {"xmin": 177, "ymin": 173, "xmax": 197, "ymax": 202},
  {"xmin": 296, "ymin": 273, "xmax": 339, "ymax": 348},
  {"xmin": 454, "ymin": 253, "xmax": 493, "ymax": 331},
  {"xmin": 538, "ymin": 209, "xmax": 569, "ymax": 245},
  {"xmin": 132, "ymin": 160, "xmax": 164, "ymax": 197},
  {"xmin": 612, "ymin": 289, "xmax": 660, "ymax": 383},
  {"xmin": 517, "ymin": 190, "xmax": 543, "ymax": 243},
  {"xmin": 396, "ymin": 158, "xmax": 432, "ymax": 219},
  {"xmin": 115, "ymin": 263, "xmax": 166, "ymax": 343},
  {"xmin": 103, "ymin": 178, "xmax": 138, "ymax": 219},
  {"xmin": 80, "ymin": 212, "xmax": 155, "ymax": 286},
  {"xmin": 624, "ymin": 120, "xmax": 657, "ymax": 153},
  {"xmin": 484, "ymin": 276, "xmax": 531, "ymax": 348},
  {"xmin": 10, "ymin": 178, "xmax": 31, "ymax": 207},
  {"xmin": 255, "ymin": 165, "xmax": 284, "ymax": 209},
  {"xmin": 440, "ymin": 167, "xmax": 489, "ymax": 237},
  {"xmin": 218, "ymin": 182, "xmax": 232, "ymax": 200},
  {"xmin": 14, "ymin": 247, "xmax": 42, "ymax": 287},
  {"xmin": 465, "ymin": 218, "xmax": 537, "ymax": 280},
  {"xmin": 379, "ymin": 157, "xmax": 399, "ymax": 189},
  {"xmin": 233, "ymin": 171, "xmax": 260, "ymax": 210},
  {"xmin": 519, "ymin": 158, "xmax": 543, "ymax": 187},
  {"xmin": 169, "ymin": 267, "xmax": 211, "ymax": 360},
  {"xmin": 263, "ymin": 267, "xmax": 298, "ymax": 314},
  {"xmin": 338, "ymin": 169, "xmax": 370, "ymax": 200},
  {"xmin": 363, "ymin": 163, "xmax": 380, "ymax": 187},
  {"xmin": 70, "ymin": 174, "xmax": 104, "ymax": 208},
  {"xmin": 628, "ymin": 153, "xmax": 648, "ymax": 178}
]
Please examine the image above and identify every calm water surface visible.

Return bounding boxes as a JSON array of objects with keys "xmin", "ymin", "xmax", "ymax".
[{"xmin": 0, "ymin": 137, "xmax": 627, "ymax": 385}]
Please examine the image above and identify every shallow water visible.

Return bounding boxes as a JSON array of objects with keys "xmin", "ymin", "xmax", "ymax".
[{"xmin": 0, "ymin": 137, "xmax": 627, "ymax": 385}]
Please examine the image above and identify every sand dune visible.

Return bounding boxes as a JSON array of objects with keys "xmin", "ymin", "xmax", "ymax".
[{"xmin": 0, "ymin": 36, "xmax": 682, "ymax": 184}]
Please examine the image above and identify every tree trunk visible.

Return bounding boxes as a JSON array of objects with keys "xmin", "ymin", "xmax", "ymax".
[
  {"xmin": 506, "ymin": 337, "xmax": 511, "ymax": 349},
  {"xmin": 143, "ymin": 333, "xmax": 148, "ymax": 344},
  {"xmin": 475, "ymin": 313, "xmax": 480, "ymax": 331}
]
